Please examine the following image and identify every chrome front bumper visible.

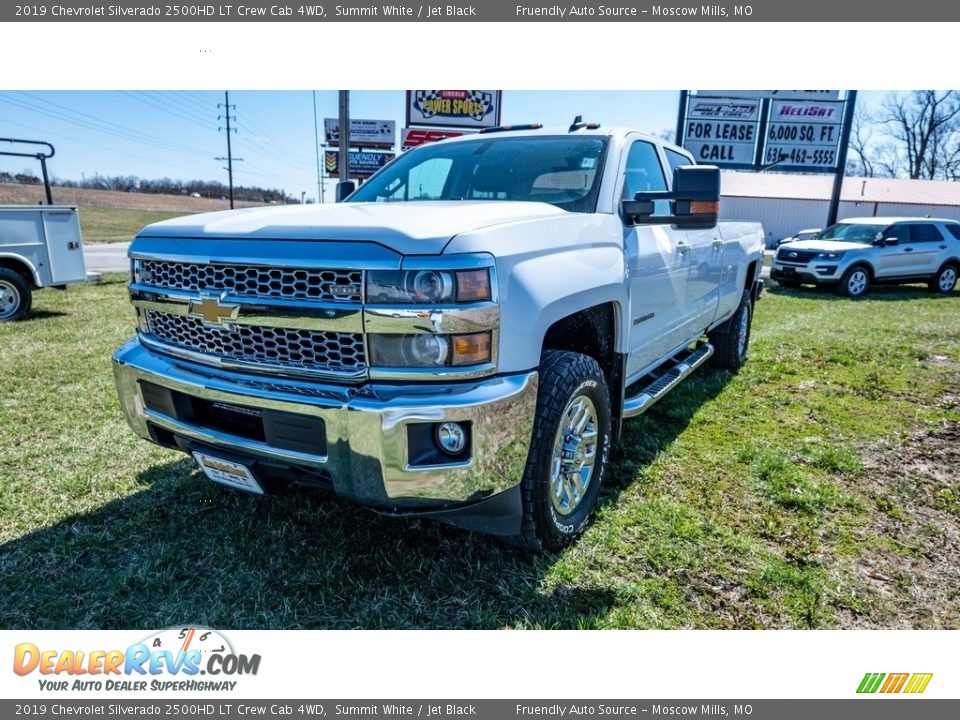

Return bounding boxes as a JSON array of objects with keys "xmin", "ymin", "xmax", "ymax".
[{"xmin": 113, "ymin": 337, "xmax": 538, "ymax": 511}]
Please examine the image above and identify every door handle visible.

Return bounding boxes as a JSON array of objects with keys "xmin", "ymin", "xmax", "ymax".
[
  {"xmin": 940, "ymin": 245, "xmax": 948, "ymax": 249},
  {"xmin": 903, "ymin": 247, "xmax": 914, "ymax": 252},
  {"xmin": 676, "ymin": 242, "xmax": 691, "ymax": 254},
  {"xmin": 712, "ymin": 239, "xmax": 723, "ymax": 250}
]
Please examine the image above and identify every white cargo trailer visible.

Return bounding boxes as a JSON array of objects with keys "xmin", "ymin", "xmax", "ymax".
[{"xmin": 0, "ymin": 205, "xmax": 95, "ymax": 321}]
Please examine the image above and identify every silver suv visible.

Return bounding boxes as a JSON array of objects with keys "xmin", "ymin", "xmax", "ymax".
[{"xmin": 771, "ymin": 217, "xmax": 960, "ymax": 298}]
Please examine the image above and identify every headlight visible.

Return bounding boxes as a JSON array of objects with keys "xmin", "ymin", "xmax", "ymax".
[
  {"xmin": 366, "ymin": 269, "xmax": 491, "ymax": 304},
  {"xmin": 369, "ymin": 332, "xmax": 491, "ymax": 368},
  {"xmin": 817, "ymin": 251, "xmax": 845, "ymax": 260}
]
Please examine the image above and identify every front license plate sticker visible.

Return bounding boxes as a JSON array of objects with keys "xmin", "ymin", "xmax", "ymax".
[{"xmin": 192, "ymin": 452, "xmax": 264, "ymax": 495}]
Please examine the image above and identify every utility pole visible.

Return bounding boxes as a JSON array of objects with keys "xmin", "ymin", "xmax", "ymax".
[
  {"xmin": 338, "ymin": 90, "xmax": 350, "ymax": 185},
  {"xmin": 217, "ymin": 91, "xmax": 243, "ymax": 209},
  {"xmin": 312, "ymin": 90, "xmax": 324, "ymax": 204}
]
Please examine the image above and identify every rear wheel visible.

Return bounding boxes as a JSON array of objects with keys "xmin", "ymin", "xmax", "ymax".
[
  {"xmin": 709, "ymin": 290, "xmax": 753, "ymax": 371},
  {"xmin": 929, "ymin": 263, "xmax": 958, "ymax": 294},
  {"xmin": 0, "ymin": 268, "xmax": 31, "ymax": 322},
  {"xmin": 513, "ymin": 350, "xmax": 612, "ymax": 553},
  {"xmin": 838, "ymin": 265, "xmax": 870, "ymax": 298}
]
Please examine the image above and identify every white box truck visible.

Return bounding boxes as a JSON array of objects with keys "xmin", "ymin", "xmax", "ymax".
[{"xmin": 0, "ymin": 205, "xmax": 95, "ymax": 321}]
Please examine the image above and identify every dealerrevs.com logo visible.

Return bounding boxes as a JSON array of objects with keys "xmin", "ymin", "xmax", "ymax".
[{"xmin": 13, "ymin": 627, "xmax": 261, "ymax": 693}]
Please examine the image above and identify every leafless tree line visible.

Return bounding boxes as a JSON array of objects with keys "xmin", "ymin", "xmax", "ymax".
[{"xmin": 847, "ymin": 90, "xmax": 960, "ymax": 180}]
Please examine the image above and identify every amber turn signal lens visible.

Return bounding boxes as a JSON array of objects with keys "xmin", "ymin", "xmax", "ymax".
[
  {"xmin": 455, "ymin": 269, "xmax": 491, "ymax": 302},
  {"xmin": 451, "ymin": 332, "xmax": 492, "ymax": 366},
  {"xmin": 689, "ymin": 201, "xmax": 719, "ymax": 214}
]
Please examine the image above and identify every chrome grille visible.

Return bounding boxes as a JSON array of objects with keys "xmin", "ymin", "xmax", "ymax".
[
  {"xmin": 145, "ymin": 310, "xmax": 366, "ymax": 374},
  {"xmin": 138, "ymin": 260, "xmax": 363, "ymax": 303}
]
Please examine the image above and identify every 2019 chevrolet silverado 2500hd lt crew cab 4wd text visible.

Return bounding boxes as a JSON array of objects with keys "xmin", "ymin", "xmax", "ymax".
[{"xmin": 113, "ymin": 126, "xmax": 764, "ymax": 551}]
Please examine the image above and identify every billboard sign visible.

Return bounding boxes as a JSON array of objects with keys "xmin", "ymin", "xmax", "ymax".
[
  {"xmin": 697, "ymin": 90, "xmax": 840, "ymax": 101},
  {"xmin": 324, "ymin": 150, "xmax": 395, "ymax": 178},
  {"xmin": 401, "ymin": 127, "xmax": 465, "ymax": 149},
  {"xmin": 324, "ymin": 118, "xmax": 396, "ymax": 149},
  {"xmin": 682, "ymin": 98, "xmax": 761, "ymax": 167},
  {"xmin": 406, "ymin": 90, "xmax": 502, "ymax": 129},
  {"xmin": 761, "ymin": 99, "xmax": 844, "ymax": 170}
]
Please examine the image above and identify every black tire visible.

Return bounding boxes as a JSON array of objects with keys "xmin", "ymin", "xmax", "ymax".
[
  {"xmin": 777, "ymin": 279, "xmax": 801, "ymax": 290},
  {"xmin": 837, "ymin": 264, "xmax": 870, "ymax": 298},
  {"xmin": 512, "ymin": 350, "xmax": 613, "ymax": 553},
  {"xmin": 708, "ymin": 290, "xmax": 753, "ymax": 371},
  {"xmin": 928, "ymin": 262, "xmax": 958, "ymax": 294},
  {"xmin": 0, "ymin": 267, "xmax": 32, "ymax": 322}
]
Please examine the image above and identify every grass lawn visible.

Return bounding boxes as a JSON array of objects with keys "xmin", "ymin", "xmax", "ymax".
[
  {"xmin": 78, "ymin": 207, "xmax": 187, "ymax": 244},
  {"xmin": 0, "ymin": 277, "xmax": 958, "ymax": 629}
]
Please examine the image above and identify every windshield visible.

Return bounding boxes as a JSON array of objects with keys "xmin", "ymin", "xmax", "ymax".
[
  {"xmin": 817, "ymin": 223, "xmax": 885, "ymax": 243},
  {"xmin": 349, "ymin": 135, "xmax": 609, "ymax": 213}
]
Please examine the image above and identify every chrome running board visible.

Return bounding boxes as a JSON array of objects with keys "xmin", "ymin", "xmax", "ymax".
[{"xmin": 622, "ymin": 343, "xmax": 714, "ymax": 419}]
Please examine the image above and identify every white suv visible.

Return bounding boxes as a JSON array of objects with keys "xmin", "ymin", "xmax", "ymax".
[{"xmin": 771, "ymin": 217, "xmax": 960, "ymax": 298}]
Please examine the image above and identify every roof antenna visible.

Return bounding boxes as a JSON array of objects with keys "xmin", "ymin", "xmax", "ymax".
[{"xmin": 568, "ymin": 115, "xmax": 584, "ymax": 132}]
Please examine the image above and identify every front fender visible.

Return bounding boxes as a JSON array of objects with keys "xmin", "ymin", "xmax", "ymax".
[{"xmin": 498, "ymin": 245, "xmax": 628, "ymax": 372}]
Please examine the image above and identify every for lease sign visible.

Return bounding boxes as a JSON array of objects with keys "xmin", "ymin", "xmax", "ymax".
[{"xmin": 682, "ymin": 98, "xmax": 761, "ymax": 166}]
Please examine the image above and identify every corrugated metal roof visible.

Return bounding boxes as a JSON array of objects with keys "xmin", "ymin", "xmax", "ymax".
[{"xmin": 721, "ymin": 171, "xmax": 960, "ymax": 207}]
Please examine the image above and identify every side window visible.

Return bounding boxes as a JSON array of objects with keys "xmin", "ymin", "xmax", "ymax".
[
  {"xmin": 885, "ymin": 224, "xmax": 910, "ymax": 244},
  {"xmin": 909, "ymin": 223, "xmax": 945, "ymax": 243},
  {"xmin": 665, "ymin": 149, "xmax": 694, "ymax": 177},
  {"xmin": 622, "ymin": 141, "xmax": 668, "ymax": 199},
  {"xmin": 946, "ymin": 223, "xmax": 960, "ymax": 240}
]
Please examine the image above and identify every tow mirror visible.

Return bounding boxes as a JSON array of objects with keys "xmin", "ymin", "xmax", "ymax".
[
  {"xmin": 336, "ymin": 181, "xmax": 357, "ymax": 202},
  {"xmin": 622, "ymin": 165, "xmax": 720, "ymax": 230}
]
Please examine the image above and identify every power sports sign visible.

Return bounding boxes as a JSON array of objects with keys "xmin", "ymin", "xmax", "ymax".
[
  {"xmin": 678, "ymin": 91, "xmax": 847, "ymax": 172},
  {"xmin": 406, "ymin": 90, "xmax": 502, "ymax": 129}
]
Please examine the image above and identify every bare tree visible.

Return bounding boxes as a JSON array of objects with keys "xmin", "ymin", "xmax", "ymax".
[
  {"xmin": 880, "ymin": 90, "xmax": 960, "ymax": 179},
  {"xmin": 846, "ymin": 109, "xmax": 877, "ymax": 177}
]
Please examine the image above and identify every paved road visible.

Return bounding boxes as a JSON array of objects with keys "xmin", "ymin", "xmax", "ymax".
[{"xmin": 84, "ymin": 242, "xmax": 130, "ymax": 274}]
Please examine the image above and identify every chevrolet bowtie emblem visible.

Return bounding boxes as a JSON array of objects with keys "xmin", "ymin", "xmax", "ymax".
[{"xmin": 187, "ymin": 295, "xmax": 240, "ymax": 327}]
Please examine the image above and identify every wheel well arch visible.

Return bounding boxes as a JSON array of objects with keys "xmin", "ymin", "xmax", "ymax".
[
  {"xmin": 540, "ymin": 302, "xmax": 624, "ymax": 440},
  {"xmin": 744, "ymin": 260, "xmax": 759, "ymax": 292},
  {"xmin": 846, "ymin": 261, "xmax": 876, "ymax": 280},
  {"xmin": 0, "ymin": 257, "xmax": 38, "ymax": 288}
]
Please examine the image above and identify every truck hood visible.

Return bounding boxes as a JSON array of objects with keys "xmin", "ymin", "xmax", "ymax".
[
  {"xmin": 781, "ymin": 239, "xmax": 872, "ymax": 253},
  {"xmin": 137, "ymin": 201, "xmax": 567, "ymax": 255}
]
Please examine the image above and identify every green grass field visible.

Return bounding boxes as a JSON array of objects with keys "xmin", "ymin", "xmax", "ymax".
[
  {"xmin": 1, "ymin": 278, "xmax": 958, "ymax": 629},
  {"xmin": 78, "ymin": 207, "xmax": 186, "ymax": 243}
]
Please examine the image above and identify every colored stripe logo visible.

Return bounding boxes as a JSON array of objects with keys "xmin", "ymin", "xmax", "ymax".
[{"xmin": 857, "ymin": 672, "xmax": 933, "ymax": 694}]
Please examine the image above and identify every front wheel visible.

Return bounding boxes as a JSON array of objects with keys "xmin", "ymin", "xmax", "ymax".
[
  {"xmin": 929, "ymin": 263, "xmax": 958, "ymax": 294},
  {"xmin": 513, "ymin": 350, "xmax": 612, "ymax": 553},
  {"xmin": 838, "ymin": 265, "xmax": 870, "ymax": 298},
  {"xmin": 0, "ymin": 268, "xmax": 32, "ymax": 322}
]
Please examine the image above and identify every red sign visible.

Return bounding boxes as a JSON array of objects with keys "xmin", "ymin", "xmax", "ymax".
[{"xmin": 401, "ymin": 128, "xmax": 464, "ymax": 149}]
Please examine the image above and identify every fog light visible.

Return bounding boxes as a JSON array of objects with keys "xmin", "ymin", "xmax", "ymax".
[{"xmin": 436, "ymin": 422, "xmax": 467, "ymax": 455}]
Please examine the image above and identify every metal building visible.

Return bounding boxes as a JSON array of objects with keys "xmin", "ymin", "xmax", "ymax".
[{"xmin": 719, "ymin": 172, "xmax": 960, "ymax": 246}]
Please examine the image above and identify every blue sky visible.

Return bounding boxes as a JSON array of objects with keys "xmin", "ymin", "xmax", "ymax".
[{"xmin": 0, "ymin": 90, "xmax": 883, "ymax": 202}]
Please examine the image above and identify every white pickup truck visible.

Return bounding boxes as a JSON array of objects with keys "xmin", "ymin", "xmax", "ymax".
[
  {"xmin": 113, "ymin": 126, "xmax": 764, "ymax": 551},
  {"xmin": 0, "ymin": 205, "xmax": 92, "ymax": 321}
]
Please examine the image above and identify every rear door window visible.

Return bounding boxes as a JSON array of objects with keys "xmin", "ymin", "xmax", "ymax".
[{"xmin": 909, "ymin": 223, "xmax": 945, "ymax": 243}]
